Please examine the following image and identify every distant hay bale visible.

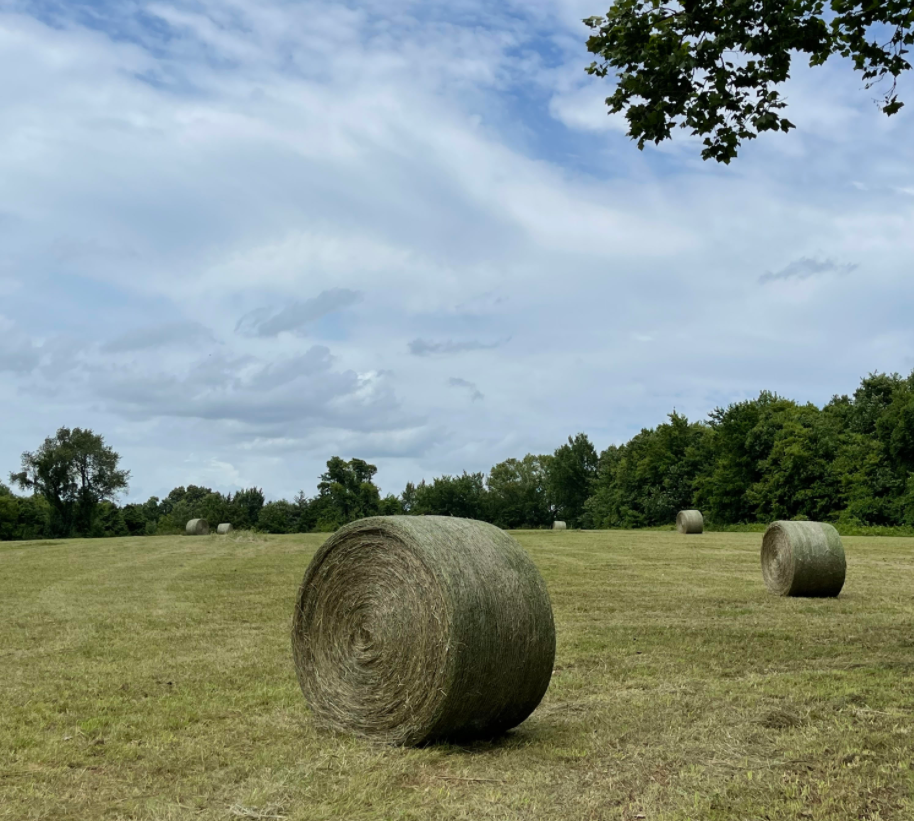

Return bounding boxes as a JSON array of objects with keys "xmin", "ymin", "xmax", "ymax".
[
  {"xmin": 185, "ymin": 518, "xmax": 209, "ymax": 536},
  {"xmin": 676, "ymin": 510, "xmax": 704, "ymax": 534},
  {"xmin": 761, "ymin": 521, "xmax": 846, "ymax": 597},
  {"xmin": 553, "ymin": 521, "xmax": 567, "ymax": 531},
  {"xmin": 291, "ymin": 515, "xmax": 555, "ymax": 746},
  {"xmin": 216, "ymin": 523, "xmax": 233, "ymax": 535}
]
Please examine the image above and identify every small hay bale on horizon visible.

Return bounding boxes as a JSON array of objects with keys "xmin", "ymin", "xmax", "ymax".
[
  {"xmin": 761, "ymin": 520, "xmax": 846, "ymax": 597},
  {"xmin": 676, "ymin": 510, "xmax": 703, "ymax": 534},
  {"xmin": 553, "ymin": 521, "xmax": 567, "ymax": 531},
  {"xmin": 216, "ymin": 523, "xmax": 233, "ymax": 535},
  {"xmin": 185, "ymin": 518, "xmax": 209, "ymax": 536},
  {"xmin": 291, "ymin": 515, "xmax": 556, "ymax": 746}
]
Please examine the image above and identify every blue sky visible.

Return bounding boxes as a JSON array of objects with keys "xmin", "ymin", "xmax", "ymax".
[{"xmin": 2, "ymin": 0, "xmax": 913, "ymax": 502}]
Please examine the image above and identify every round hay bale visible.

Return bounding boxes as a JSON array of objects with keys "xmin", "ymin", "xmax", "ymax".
[
  {"xmin": 185, "ymin": 518, "xmax": 209, "ymax": 536},
  {"xmin": 216, "ymin": 523, "xmax": 233, "ymax": 535},
  {"xmin": 291, "ymin": 515, "xmax": 555, "ymax": 745},
  {"xmin": 761, "ymin": 521, "xmax": 846, "ymax": 597},
  {"xmin": 553, "ymin": 521, "xmax": 567, "ymax": 531},
  {"xmin": 676, "ymin": 510, "xmax": 703, "ymax": 534}
]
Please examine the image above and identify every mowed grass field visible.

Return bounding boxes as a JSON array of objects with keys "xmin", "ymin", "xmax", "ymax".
[{"xmin": 2, "ymin": 530, "xmax": 914, "ymax": 821}]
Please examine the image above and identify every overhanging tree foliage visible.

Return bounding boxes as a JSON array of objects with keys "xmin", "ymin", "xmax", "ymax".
[{"xmin": 584, "ymin": 0, "xmax": 914, "ymax": 162}]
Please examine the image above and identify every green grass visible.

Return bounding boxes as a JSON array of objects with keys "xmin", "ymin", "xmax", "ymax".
[{"xmin": 2, "ymin": 529, "xmax": 914, "ymax": 821}]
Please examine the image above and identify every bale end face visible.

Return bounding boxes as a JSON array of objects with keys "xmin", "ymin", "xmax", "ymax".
[
  {"xmin": 761, "ymin": 520, "xmax": 846, "ymax": 597},
  {"xmin": 676, "ymin": 510, "xmax": 703, "ymax": 534},
  {"xmin": 291, "ymin": 515, "xmax": 555, "ymax": 746},
  {"xmin": 185, "ymin": 518, "xmax": 209, "ymax": 536}
]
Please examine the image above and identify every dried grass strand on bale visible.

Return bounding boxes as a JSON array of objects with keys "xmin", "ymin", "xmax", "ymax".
[
  {"xmin": 186, "ymin": 518, "xmax": 209, "ymax": 536},
  {"xmin": 291, "ymin": 515, "xmax": 556, "ymax": 746},
  {"xmin": 676, "ymin": 510, "xmax": 703, "ymax": 534},
  {"xmin": 761, "ymin": 520, "xmax": 846, "ymax": 597},
  {"xmin": 553, "ymin": 521, "xmax": 567, "ymax": 531},
  {"xmin": 216, "ymin": 523, "xmax": 233, "ymax": 535}
]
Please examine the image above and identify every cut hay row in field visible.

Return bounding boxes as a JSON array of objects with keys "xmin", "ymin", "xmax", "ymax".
[{"xmin": 2, "ymin": 530, "xmax": 913, "ymax": 821}]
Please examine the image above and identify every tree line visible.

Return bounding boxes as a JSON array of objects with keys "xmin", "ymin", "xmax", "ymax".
[{"xmin": 4, "ymin": 370, "xmax": 914, "ymax": 540}]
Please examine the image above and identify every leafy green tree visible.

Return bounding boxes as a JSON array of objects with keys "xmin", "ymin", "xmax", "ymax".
[
  {"xmin": 584, "ymin": 0, "xmax": 913, "ymax": 163},
  {"xmin": 695, "ymin": 392, "xmax": 794, "ymax": 523},
  {"xmin": 745, "ymin": 404, "xmax": 843, "ymax": 521},
  {"xmin": 92, "ymin": 501, "xmax": 129, "ymax": 537},
  {"xmin": 379, "ymin": 494, "xmax": 405, "ymax": 515},
  {"xmin": 0, "ymin": 491, "xmax": 53, "ymax": 541},
  {"xmin": 845, "ymin": 372, "xmax": 907, "ymax": 435},
  {"xmin": 829, "ymin": 430, "xmax": 899, "ymax": 524},
  {"xmin": 313, "ymin": 457, "xmax": 382, "ymax": 530},
  {"xmin": 826, "ymin": 373, "xmax": 914, "ymax": 524},
  {"xmin": 122, "ymin": 504, "xmax": 148, "ymax": 536},
  {"xmin": 547, "ymin": 434, "xmax": 598, "ymax": 527},
  {"xmin": 400, "ymin": 482, "xmax": 418, "ymax": 513},
  {"xmin": 198, "ymin": 491, "xmax": 232, "ymax": 529},
  {"xmin": 0, "ymin": 493, "xmax": 19, "ymax": 541},
  {"xmin": 10, "ymin": 427, "xmax": 130, "ymax": 538},
  {"xmin": 586, "ymin": 414, "xmax": 711, "ymax": 527},
  {"xmin": 411, "ymin": 473, "xmax": 489, "ymax": 520},
  {"xmin": 487, "ymin": 455, "xmax": 553, "ymax": 529},
  {"xmin": 230, "ymin": 487, "xmax": 265, "ymax": 529},
  {"xmin": 257, "ymin": 500, "xmax": 301, "ymax": 534},
  {"xmin": 17, "ymin": 495, "xmax": 52, "ymax": 540}
]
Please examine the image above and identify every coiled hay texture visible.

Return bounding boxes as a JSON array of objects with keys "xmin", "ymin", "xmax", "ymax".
[
  {"xmin": 216, "ymin": 523, "xmax": 233, "ymax": 535},
  {"xmin": 185, "ymin": 518, "xmax": 209, "ymax": 536},
  {"xmin": 676, "ymin": 510, "xmax": 703, "ymax": 534},
  {"xmin": 553, "ymin": 521, "xmax": 567, "ymax": 531},
  {"xmin": 291, "ymin": 515, "xmax": 556, "ymax": 746},
  {"xmin": 761, "ymin": 521, "xmax": 846, "ymax": 597}
]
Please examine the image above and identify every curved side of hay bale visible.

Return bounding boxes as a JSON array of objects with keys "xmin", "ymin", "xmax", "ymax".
[
  {"xmin": 216, "ymin": 523, "xmax": 233, "ymax": 535},
  {"xmin": 291, "ymin": 515, "xmax": 556, "ymax": 746},
  {"xmin": 185, "ymin": 518, "xmax": 209, "ymax": 536},
  {"xmin": 761, "ymin": 521, "xmax": 846, "ymax": 597},
  {"xmin": 553, "ymin": 521, "xmax": 567, "ymax": 531},
  {"xmin": 676, "ymin": 510, "xmax": 704, "ymax": 534}
]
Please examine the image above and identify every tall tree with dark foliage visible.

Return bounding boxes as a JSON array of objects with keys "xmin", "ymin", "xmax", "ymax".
[{"xmin": 10, "ymin": 427, "xmax": 130, "ymax": 537}]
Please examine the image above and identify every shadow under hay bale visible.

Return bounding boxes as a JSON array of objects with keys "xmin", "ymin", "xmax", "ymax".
[
  {"xmin": 552, "ymin": 521, "xmax": 567, "ymax": 531},
  {"xmin": 291, "ymin": 515, "xmax": 556, "ymax": 746},
  {"xmin": 676, "ymin": 510, "xmax": 703, "ymax": 534},
  {"xmin": 761, "ymin": 520, "xmax": 846, "ymax": 597},
  {"xmin": 185, "ymin": 518, "xmax": 209, "ymax": 536},
  {"xmin": 216, "ymin": 523, "xmax": 233, "ymax": 535}
]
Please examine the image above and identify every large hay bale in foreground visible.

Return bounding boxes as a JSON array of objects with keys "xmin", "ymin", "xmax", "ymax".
[
  {"xmin": 291, "ymin": 515, "xmax": 556, "ymax": 746},
  {"xmin": 761, "ymin": 521, "xmax": 846, "ymax": 597},
  {"xmin": 185, "ymin": 518, "xmax": 209, "ymax": 536},
  {"xmin": 676, "ymin": 510, "xmax": 703, "ymax": 534},
  {"xmin": 553, "ymin": 521, "xmax": 567, "ymax": 531},
  {"xmin": 216, "ymin": 523, "xmax": 233, "ymax": 535}
]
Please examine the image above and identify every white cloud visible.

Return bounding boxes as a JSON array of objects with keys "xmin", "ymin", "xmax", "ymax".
[
  {"xmin": 0, "ymin": 0, "xmax": 913, "ymax": 502},
  {"xmin": 101, "ymin": 321, "xmax": 217, "ymax": 352},
  {"xmin": 448, "ymin": 377, "xmax": 484, "ymax": 401},
  {"xmin": 235, "ymin": 288, "xmax": 362, "ymax": 337},
  {"xmin": 759, "ymin": 256, "xmax": 858, "ymax": 284}
]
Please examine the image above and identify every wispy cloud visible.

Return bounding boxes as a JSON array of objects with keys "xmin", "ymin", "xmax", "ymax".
[
  {"xmin": 235, "ymin": 288, "xmax": 362, "ymax": 337},
  {"xmin": 448, "ymin": 376, "xmax": 484, "ymax": 401},
  {"xmin": 1, "ymin": 0, "xmax": 913, "ymax": 504},
  {"xmin": 759, "ymin": 257, "xmax": 858, "ymax": 284},
  {"xmin": 409, "ymin": 338, "xmax": 507, "ymax": 356},
  {"xmin": 101, "ymin": 321, "xmax": 215, "ymax": 353}
]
